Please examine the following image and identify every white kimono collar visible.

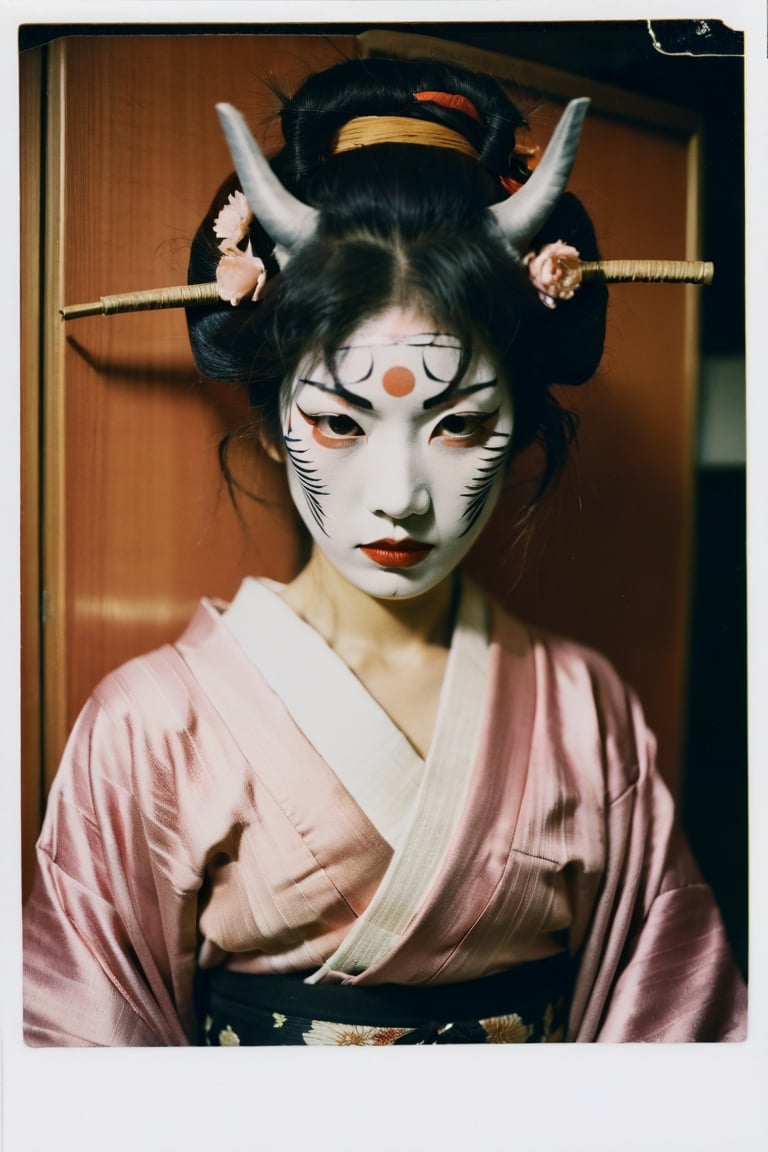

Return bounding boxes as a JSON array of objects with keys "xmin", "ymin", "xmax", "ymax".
[
  {"xmin": 223, "ymin": 574, "xmax": 491, "ymax": 979},
  {"xmin": 223, "ymin": 576, "xmax": 425, "ymax": 849}
]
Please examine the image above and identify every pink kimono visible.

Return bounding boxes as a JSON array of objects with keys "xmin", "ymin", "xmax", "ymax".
[{"xmin": 22, "ymin": 577, "xmax": 746, "ymax": 1045}]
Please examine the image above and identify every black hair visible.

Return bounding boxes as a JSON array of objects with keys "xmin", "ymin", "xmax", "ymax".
[{"xmin": 187, "ymin": 55, "xmax": 608, "ymax": 505}]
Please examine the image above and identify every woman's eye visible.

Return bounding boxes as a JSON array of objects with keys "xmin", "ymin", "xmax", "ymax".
[
  {"xmin": 432, "ymin": 412, "xmax": 487, "ymax": 441},
  {"xmin": 441, "ymin": 414, "xmax": 477, "ymax": 435},
  {"xmin": 297, "ymin": 405, "xmax": 365, "ymax": 448},
  {"xmin": 316, "ymin": 414, "xmax": 364, "ymax": 438}
]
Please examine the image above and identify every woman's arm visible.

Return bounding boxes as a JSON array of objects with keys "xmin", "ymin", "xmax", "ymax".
[
  {"xmin": 570, "ymin": 686, "xmax": 746, "ymax": 1042},
  {"xmin": 23, "ymin": 693, "xmax": 200, "ymax": 1047}
]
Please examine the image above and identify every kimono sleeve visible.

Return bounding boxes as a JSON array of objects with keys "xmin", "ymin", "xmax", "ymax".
[
  {"xmin": 23, "ymin": 691, "xmax": 201, "ymax": 1047},
  {"xmin": 570, "ymin": 685, "xmax": 747, "ymax": 1042}
]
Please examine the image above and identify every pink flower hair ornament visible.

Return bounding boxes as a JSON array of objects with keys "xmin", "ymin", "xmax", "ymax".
[
  {"xmin": 213, "ymin": 190, "xmax": 267, "ymax": 306},
  {"xmin": 213, "ymin": 189, "xmax": 252, "ymax": 249},
  {"xmin": 524, "ymin": 240, "xmax": 583, "ymax": 309}
]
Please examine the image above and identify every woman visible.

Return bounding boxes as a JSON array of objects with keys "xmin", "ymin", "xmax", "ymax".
[{"xmin": 23, "ymin": 56, "xmax": 746, "ymax": 1046}]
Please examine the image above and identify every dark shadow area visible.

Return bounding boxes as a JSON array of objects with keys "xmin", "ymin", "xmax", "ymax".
[{"xmin": 682, "ymin": 466, "xmax": 748, "ymax": 978}]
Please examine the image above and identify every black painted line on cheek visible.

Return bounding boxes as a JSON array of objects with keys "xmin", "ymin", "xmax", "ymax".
[
  {"xmin": 459, "ymin": 433, "xmax": 511, "ymax": 535},
  {"xmin": 284, "ymin": 433, "xmax": 330, "ymax": 536}
]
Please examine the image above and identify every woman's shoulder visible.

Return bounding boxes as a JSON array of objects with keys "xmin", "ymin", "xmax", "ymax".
[
  {"xmin": 88, "ymin": 596, "xmax": 232, "ymax": 724},
  {"xmin": 51, "ymin": 597, "xmax": 245, "ymax": 809},
  {"xmin": 487, "ymin": 592, "xmax": 654, "ymax": 795}
]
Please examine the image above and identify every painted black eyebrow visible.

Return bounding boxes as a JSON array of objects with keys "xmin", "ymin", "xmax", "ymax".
[
  {"xmin": 335, "ymin": 334, "xmax": 461, "ymax": 351},
  {"xmin": 422, "ymin": 379, "xmax": 498, "ymax": 411},
  {"xmin": 297, "ymin": 377, "xmax": 374, "ymax": 411}
]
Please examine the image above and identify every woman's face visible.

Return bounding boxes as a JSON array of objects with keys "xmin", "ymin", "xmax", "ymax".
[{"xmin": 280, "ymin": 307, "xmax": 514, "ymax": 600}]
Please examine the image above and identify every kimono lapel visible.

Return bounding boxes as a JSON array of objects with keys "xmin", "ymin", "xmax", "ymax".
[
  {"xmin": 306, "ymin": 577, "xmax": 491, "ymax": 981},
  {"xmin": 222, "ymin": 578, "xmax": 424, "ymax": 849}
]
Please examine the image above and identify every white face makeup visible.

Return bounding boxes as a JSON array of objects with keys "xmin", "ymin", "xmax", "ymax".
[{"xmin": 281, "ymin": 308, "xmax": 514, "ymax": 600}]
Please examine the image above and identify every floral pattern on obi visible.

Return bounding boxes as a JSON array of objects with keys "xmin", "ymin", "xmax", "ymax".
[{"xmin": 203, "ymin": 995, "xmax": 568, "ymax": 1046}]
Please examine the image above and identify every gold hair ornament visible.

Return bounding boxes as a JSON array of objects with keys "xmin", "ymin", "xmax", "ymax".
[
  {"xmin": 59, "ymin": 260, "xmax": 714, "ymax": 321},
  {"xmin": 60, "ymin": 282, "xmax": 222, "ymax": 320},
  {"xmin": 580, "ymin": 259, "xmax": 714, "ymax": 284}
]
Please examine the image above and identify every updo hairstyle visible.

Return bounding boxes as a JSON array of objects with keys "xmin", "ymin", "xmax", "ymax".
[{"xmin": 186, "ymin": 55, "xmax": 608, "ymax": 502}]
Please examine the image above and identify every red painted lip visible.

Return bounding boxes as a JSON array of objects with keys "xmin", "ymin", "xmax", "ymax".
[{"xmin": 359, "ymin": 538, "xmax": 434, "ymax": 569}]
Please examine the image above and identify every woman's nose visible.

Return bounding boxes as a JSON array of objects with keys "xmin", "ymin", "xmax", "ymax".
[
  {"xmin": 366, "ymin": 437, "xmax": 431, "ymax": 521},
  {"xmin": 376, "ymin": 482, "xmax": 431, "ymax": 520}
]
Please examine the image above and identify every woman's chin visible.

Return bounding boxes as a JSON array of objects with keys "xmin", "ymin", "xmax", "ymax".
[
  {"xmin": 336, "ymin": 560, "xmax": 453, "ymax": 603},
  {"xmin": 301, "ymin": 539, "xmax": 463, "ymax": 603}
]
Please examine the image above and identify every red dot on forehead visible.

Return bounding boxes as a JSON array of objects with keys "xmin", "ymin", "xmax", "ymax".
[{"xmin": 382, "ymin": 365, "xmax": 416, "ymax": 397}]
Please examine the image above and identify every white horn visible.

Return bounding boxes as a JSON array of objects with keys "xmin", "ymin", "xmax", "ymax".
[
  {"xmin": 489, "ymin": 98, "xmax": 590, "ymax": 255},
  {"xmin": 216, "ymin": 103, "xmax": 319, "ymax": 266}
]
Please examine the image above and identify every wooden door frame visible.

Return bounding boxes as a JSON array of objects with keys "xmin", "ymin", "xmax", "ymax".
[{"xmin": 20, "ymin": 45, "xmax": 45, "ymax": 899}]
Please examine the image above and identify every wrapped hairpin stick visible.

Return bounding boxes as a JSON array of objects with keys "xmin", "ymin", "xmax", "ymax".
[
  {"xmin": 580, "ymin": 259, "xmax": 714, "ymax": 284},
  {"xmin": 59, "ymin": 281, "xmax": 223, "ymax": 320},
  {"xmin": 59, "ymin": 258, "xmax": 714, "ymax": 320}
]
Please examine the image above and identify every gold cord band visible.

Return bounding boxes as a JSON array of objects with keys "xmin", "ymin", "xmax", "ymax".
[{"xmin": 330, "ymin": 116, "xmax": 480, "ymax": 159}]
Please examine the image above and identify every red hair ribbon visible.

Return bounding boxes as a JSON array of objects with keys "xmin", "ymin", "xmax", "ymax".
[
  {"xmin": 414, "ymin": 90, "xmax": 523, "ymax": 194},
  {"xmin": 414, "ymin": 90, "xmax": 483, "ymax": 123}
]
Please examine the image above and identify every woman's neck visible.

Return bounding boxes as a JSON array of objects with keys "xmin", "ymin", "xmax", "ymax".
[{"xmin": 279, "ymin": 546, "xmax": 457, "ymax": 658}]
